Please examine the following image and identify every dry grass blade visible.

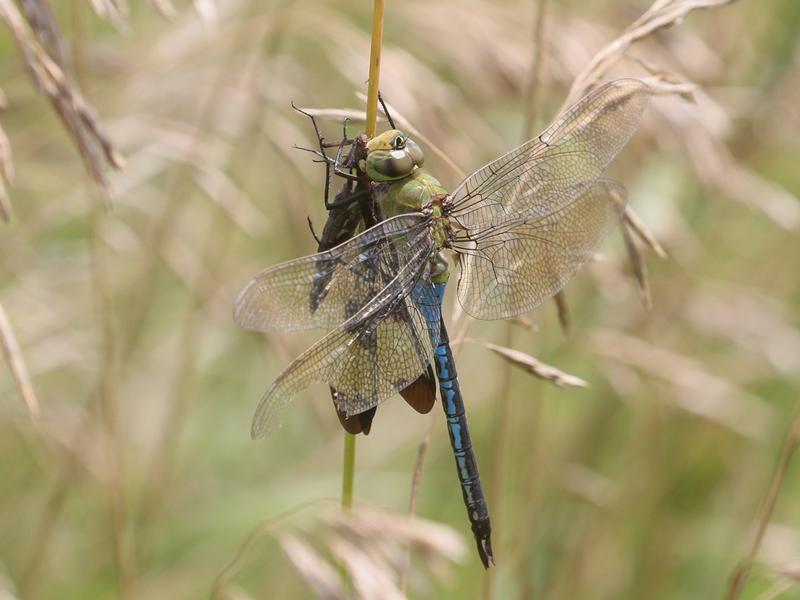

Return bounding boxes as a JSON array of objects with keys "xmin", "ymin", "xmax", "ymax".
[
  {"xmin": 327, "ymin": 507, "xmax": 466, "ymax": 564},
  {"xmin": 620, "ymin": 220, "xmax": 653, "ymax": 310},
  {"xmin": 211, "ymin": 499, "xmax": 339, "ymax": 599},
  {"xmin": 193, "ymin": 0, "xmax": 218, "ymax": 24},
  {"xmin": 193, "ymin": 167, "xmax": 269, "ymax": 236},
  {"xmin": 280, "ymin": 534, "xmax": 344, "ymax": 600},
  {"xmin": 0, "ymin": 110, "xmax": 12, "ymax": 221},
  {"xmin": 0, "ymin": 0, "xmax": 124, "ymax": 208},
  {"xmin": 592, "ymin": 329, "xmax": 771, "ymax": 439},
  {"xmin": 476, "ymin": 340, "xmax": 588, "ymax": 388},
  {"xmin": 87, "ymin": 0, "xmax": 128, "ymax": 30},
  {"xmin": 775, "ymin": 563, "xmax": 800, "ymax": 584},
  {"xmin": 726, "ymin": 411, "xmax": 800, "ymax": 599},
  {"xmin": 510, "ymin": 314, "xmax": 537, "ymax": 331},
  {"xmin": 686, "ymin": 129, "xmax": 800, "ymax": 230},
  {"xmin": 0, "ymin": 299, "xmax": 41, "ymax": 422},
  {"xmin": 685, "ymin": 284, "xmax": 800, "ymax": 377},
  {"xmin": 623, "ymin": 206, "xmax": 667, "ymax": 259},
  {"xmin": 17, "ymin": 0, "xmax": 66, "ymax": 67},
  {"xmin": 565, "ymin": 0, "xmax": 736, "ymax": 105},
  {"xmin": 230, "ymin": 506, "xmax": 465, "ymax": 600},
  {"xmin": 554, "ymin": 291, "xmax": 571, "ymax": 335},
  {"xmin": 328, "ymin": 537, "xmax": 404, "ymax": 600},
  {"xmin": 0, "ymin": 181, "xmax": 10, "ymax": 221},
  {"xmin": 147, "ymin": 0, "xmax": 178, "ymax": 20}
]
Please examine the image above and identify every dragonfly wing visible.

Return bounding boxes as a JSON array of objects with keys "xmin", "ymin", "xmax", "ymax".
[
  {"xmin": 250, "ymin": 240, "xmax": 442, "ymax": 437},
  {"xmin": 234, "ymin": 213, "xmax": 429, "ymax": 333},
  {"xmin": 457, "ymin": 179, "xmax": 627, "ymax": 320},
  {"xmin": 448, "ymin": 79, "xmax": 648, "ymax": 230},
  {"xmin": 398, "ymin": 365, "xmax": 437, "ymax": 414}
]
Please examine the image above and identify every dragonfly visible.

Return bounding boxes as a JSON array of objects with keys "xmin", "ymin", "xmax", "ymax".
[
  {"xmin": 298, "ymin": 109, "xmax": 438, "ymax": 435},
  {"xmin": 234, "ymin": 79, "xmax": 650, "ymax": 568}
]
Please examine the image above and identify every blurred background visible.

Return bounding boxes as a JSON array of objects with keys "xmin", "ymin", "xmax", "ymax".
[{"xmin": 1, "ymin": 0, "xmax": 799, "ymax": 598}]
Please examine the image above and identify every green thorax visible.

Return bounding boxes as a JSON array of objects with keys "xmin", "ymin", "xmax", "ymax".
[
  {"xmin": 374, "ymin": 169, "xmax": 447, "ymax": 218},
  {"xmin": 365, "ymin": 129, "xmax": 450, "ymax": 284}
]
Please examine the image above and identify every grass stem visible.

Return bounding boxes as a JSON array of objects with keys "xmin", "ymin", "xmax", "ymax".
[
  {"xmin": 341, "ymin": 432, "xmax": 357, "ymax": 510},
  {"xmin": 364, "ymin": 0, "xmax": 385, "ymax": 138},
  {"xmin": 339, "ymin": 0, "xmax": 385, "ymax": 583},
  {"xmin": 725, "ymin": 407, "xmax": 800, "ymax": 600}
]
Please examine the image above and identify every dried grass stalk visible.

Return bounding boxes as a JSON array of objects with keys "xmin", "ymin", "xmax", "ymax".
[
  {"xmin": 87, "ymin": 0, "xmax": 128, "ymax": 31},
  {"xmin": 0, "ymin": 299, "xmax": 41, "ymax": 422},
  {"xmin": 726, "ymin": 414, "xmax": 800, "ymax": 599},
  {"xmin": 0, "ymin": 0, "xmax": 125, "ymax": 209},
  {"xmin": 0, "ymin": 105, "xmax": 13, "ymax": 221},
  {"xmin": 592, "ymin": 329, "xmax": 771, "ymax": 439},
  {"xmin": 565, "ymin": 0, "xmax": 736, "ymax": 106},
  {"xmin": 477, "ymin": 340, "xmax": 588, "ymax": 388},
  {"xmin": 147, "ymin": 0, "xmax": 178, "ymax": 20},
  {"xmin": 623, "ymin": 206, "xmax": 667, "ymax": 259},
  {"xmin": 17, "ymin": 0, "xmax": 66, "ymax": 67},
  {"xmin": 620, "ymin": 220, "xmax": 653, "ymax": 310},
  {"xmin": 193, "ymin": 0, "xmax": 218, "ymax": 24},
  {"xmin": 280, "ymin": 534, "xmax": 344, "ymax": 600},
  {"xmin": 554, "ymin": 290, "xmax": 571, "ymax": 334}
]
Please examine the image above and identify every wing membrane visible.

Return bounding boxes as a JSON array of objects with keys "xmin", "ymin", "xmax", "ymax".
[
  {"xmin": 250, "ymin": 237, "xmax": 441, "ymax": 437},
  {"xmin": 449, "ymin": 79, "xmax": 648, "ymax": 230},
  {"xmin": 456, "ymin": 179, "xmax": 627, "ymax": 320},
  {"xmin": 234, "ymin": 213, "xmax": 428, "ymax": 332}
]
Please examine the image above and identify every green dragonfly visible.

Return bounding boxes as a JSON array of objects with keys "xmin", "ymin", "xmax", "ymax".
[{"xmin": 234, "ymin": 79, "xmax": 650, "ymax": 568}]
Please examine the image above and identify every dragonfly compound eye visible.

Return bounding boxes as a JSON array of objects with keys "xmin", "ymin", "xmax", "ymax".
[
  {"xmin": 405, "ymin": 139, "xmax": 424, "ymax": 168},
  {"xmin": 366, "ymin": 144, "xmax": 422, "ymax": 181}
]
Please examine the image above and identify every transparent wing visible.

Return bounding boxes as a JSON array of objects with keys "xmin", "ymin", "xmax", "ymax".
[
  {"xmin": 251, "ymin": 240, "xmax": 442, "ymax": 438},
  {"xmin": 448, "ymin": 79, "xmax": 649, "ymax": 230},
  {"xmin": 234, "ymin": 213, "xmax": 429, "ymax": 332},
  {"xmin": 456, "ymin": 179, "xmax": 627, "ymax": 320}
]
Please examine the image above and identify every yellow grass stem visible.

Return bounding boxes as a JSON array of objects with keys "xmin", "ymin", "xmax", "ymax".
[
  {"xmin": 364, "ymin": 0, "xmax": 385, "ymax": 138},
  {"xmin": 340, "ymin": 0, "xmax": 385, "ymax": 583}
]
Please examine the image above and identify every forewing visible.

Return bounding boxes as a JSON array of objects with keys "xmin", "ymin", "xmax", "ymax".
[
  {"xmin": 250, "ymin": 240, "xmax": 442, "ymax": 437},
  {"xmin": 234, "ymin": 213, "xmax": 428, "ymax": 332},
  {"xmin": 457, "ymin": 179, "xmax": 628, "ymax": 320},
  {"xmin": 448, "ymin": 79, "xmax": 648, "ymax": 230}
]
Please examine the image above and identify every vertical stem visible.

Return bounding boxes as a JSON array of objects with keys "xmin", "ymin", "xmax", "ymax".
[
  {"xmin": 341, "ymin": 0, "xmax": 385, "ymax": 506},
  {"xmin": 341, "ymin": 432, "xmax": 357, "ymax": 510},
  {"xmin": 341, "ymin": 0, "xmax": 384, "ymax": 586},
  {"xmin": 340, "ymin": 0, "xmax": 385, "ymax": 578},
  {"xmin": 725, "ymin": 407, "xmax": 800, "ymax": 600},
  {"xmin": 339, "ymin": 430, "xmax": 356, "ymax": 588},
  {"xmin": 364, "ymin": 0, "xmax": 385, "ymax": 138}
]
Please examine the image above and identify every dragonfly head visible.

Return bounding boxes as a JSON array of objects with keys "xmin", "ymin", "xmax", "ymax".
[{"xmin": 362, "ymin": 129, "xmax": 424, "ymax": 182}]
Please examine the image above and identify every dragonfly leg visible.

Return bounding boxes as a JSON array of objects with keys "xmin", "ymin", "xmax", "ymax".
[
  {"xmin": 306, "ymin": 216, "xmax": 322, "ymax": 245},
  {"xmin": 294, "ymin": 103, "xmax": 360, "ymax": 209},
  {"xmin": 324, "ymin": 188, "xmax": 370, "ymax": 211}
]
